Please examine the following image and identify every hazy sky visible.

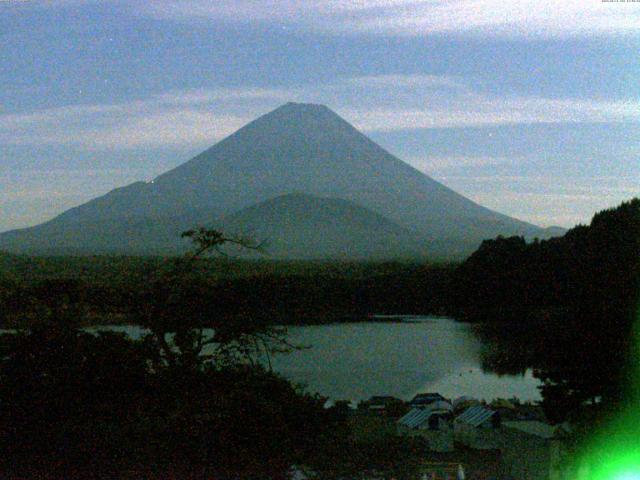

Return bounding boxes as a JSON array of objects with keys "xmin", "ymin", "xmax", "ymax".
[{"xmin": 1, "ymin": 0, "xmax": 639, "ymax": 233}]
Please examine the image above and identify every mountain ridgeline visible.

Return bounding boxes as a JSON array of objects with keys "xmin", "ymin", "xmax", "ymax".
[{"xmin": 0, "ymin": 103, "xmax": 559, "ymax": 259}]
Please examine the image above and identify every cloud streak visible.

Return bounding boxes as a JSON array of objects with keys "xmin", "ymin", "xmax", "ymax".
[
  {"xmin": 0, "ymin": 87, "xmax": 290, "ymax": 149},
  {"xmin": 344, "ymin": 96, "xmax": 640, "ymax": 131},
  {"xmin": 1, "ymin": 75, "xmax": 639, "ymax": 150},
  {"xmin": 406, "ymin": 155, "xmax": 520, "ymax": 172},
  {"xmin": 141, "ymin": 0, "xmax": 640, "ymax": 38},
  {"xmin": 431, "ymin": 174, "xmax": 640, "ymax": 227}
]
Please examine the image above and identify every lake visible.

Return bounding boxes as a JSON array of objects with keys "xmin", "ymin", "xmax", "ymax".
[{"xmin": 93, "ymin": 316, "xmax": 542, "ymax": 403}]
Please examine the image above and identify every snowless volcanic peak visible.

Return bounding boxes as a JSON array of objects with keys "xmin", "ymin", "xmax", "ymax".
[{"xmin": 0, "ymin": 103, "xmax": 550, "ymax": 259}]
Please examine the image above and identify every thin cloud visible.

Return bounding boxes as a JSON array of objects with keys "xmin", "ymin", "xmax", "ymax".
[
  {"xmin": 345, "ymin": 74, "xmax": 468, "ymax": 91},
  {"xmin": 0, "ymin": 86, "xmax": 291, "ymax": 149},
  {"xmin": 344, "ymin": 95, "xmax": 640, "ymax": 131},
  {"xmin": 70, "ymin": 110, "xmax": 248, "ymax": 149},
  {"xmin": 433, "ymin": 174, "xmax": 640, "ymax": 227},
  {"xmin": 1, "ymin": 76, "xmax": 638, "ymax": 150},
  {"xmin": 141, "ymin": 0, "xmax": 640, "ymax": 38},
  {"xmin": 406, "ymin": 155, "xmax": 520, "ymax": 172},
  {"xmin": 0, "ymin": 108, "xmax": 250, "ymax": 149}
]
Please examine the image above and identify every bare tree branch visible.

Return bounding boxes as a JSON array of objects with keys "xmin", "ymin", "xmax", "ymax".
[{"xmin": 181, "ymin": 227, "xmax": 267, "ymax": 263}]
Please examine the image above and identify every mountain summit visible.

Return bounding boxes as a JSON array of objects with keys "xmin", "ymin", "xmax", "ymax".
[{"xmin": 0, "ymin": 103, "xmax": 552, "ymax": 258}]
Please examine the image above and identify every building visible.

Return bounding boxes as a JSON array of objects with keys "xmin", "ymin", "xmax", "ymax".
[
  {"xmin": 499, "ymin": 421, "xmax": 570, "ymax": 480},
  {"xmin": 398, "ymin": 404, "xmax": 452, "ymax": 431},
  {"xmin": 453, "ymin": 406, "xmax": 501, "ymax": 449},
  {"xmin": 452, "ymin": 396, "xmax": 480, "ymax": 414},
  {"xmin": 453, "ymin": 414, "xmax": 569, "ymax": 479},
  {"xmin": 455, "ymin": 406, "xmax": 500, "ymax": 430},
  {"xmin": 359, "ymin": 395, "xmax": 405, "ymax": 416},
  {"xmin": 397, "ymin": 402, "xmax": 455, "ymax": 452},
  {"xmin": 409, "ymin": 392, "xmax": 446, "ymax": 408}
]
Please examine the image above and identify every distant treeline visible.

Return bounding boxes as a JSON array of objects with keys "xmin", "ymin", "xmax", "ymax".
[{"xmin": 0, "ymin": 258, "xmax": 455, "ymax": 327}]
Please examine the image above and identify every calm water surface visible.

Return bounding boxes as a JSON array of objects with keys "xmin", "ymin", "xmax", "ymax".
[
  {"xmin": 271, "ymin": 317, "xmax": 541, "ymax": 402},
  {"xmin": 92, "ymin": 317, "xmax": 541, "ymax": 403}
]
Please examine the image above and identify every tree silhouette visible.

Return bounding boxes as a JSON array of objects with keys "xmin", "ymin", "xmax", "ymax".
[
  {"xmin": 135, "ymin": 227, "xmax": 294, "ymax": 371},
  {"xmin": 454, "ymin": 198, "xmax": 640, "ymax": 424},
  {"xmin": 0, "ymin": 227, "xmax": 337, "ymax": 479}
]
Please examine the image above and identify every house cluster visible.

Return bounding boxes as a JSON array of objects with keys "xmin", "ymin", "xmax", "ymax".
[{"xmin": 358, "ymin": 393, "xmax": 571, "ymax": 480}]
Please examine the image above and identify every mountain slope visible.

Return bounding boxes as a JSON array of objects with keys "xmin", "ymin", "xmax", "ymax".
[
  {"xmin": 221, "ymin": 193, "xmax": 428, "ymax": 260},
  {"xmin": 0, "ymin": 102, "xmax": 553, "ymax": 258}
]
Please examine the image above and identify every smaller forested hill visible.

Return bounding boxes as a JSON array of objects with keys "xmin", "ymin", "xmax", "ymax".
[{"xmin": 221, "ymin": 193, "xmax": 429, "ymax": 260}]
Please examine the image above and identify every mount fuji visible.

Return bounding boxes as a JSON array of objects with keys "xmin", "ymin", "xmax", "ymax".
[{"xmin": 0, "ymin": 102, "xmax": 557, "ymax": 259}]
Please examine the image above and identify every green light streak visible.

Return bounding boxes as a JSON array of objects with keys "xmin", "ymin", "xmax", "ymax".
[{"xmin": 573, "ymin": 303, "xmax": 640, "ymax": 479}]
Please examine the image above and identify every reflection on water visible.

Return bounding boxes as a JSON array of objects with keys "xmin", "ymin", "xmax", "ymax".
[
  {"xmin": 84, "ymin": 317, "xmax": 542, "ymax": 403},
  {"xmin": 270, "ymin": 317, "xmax": 542, "ymax": 402}
]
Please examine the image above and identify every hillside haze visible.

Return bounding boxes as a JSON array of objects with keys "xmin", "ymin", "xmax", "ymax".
[{"xmin": 0, "ymin": 102, "xmax": 553, "ymax": 259}]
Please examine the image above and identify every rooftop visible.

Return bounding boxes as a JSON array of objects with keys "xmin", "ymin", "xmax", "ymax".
[
  {"xmin": 410, "ymin": 392, "xmax": 446, "ymax": 405},
  {"xmin": 455, "ymin": 406, "xmax": 497, "ymax": 427}
]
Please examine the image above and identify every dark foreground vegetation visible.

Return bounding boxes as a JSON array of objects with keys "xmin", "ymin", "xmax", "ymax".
[
  {"xmin": 0, "ymin": 321, "xmax": 435, "ymax": 479},
  {"xmin": 0, "ymin": 198, "xmax": 638, "ymax": 477},
  {"xmin": 453, "ymin": 199, "xmax": 640, "ymax": 424},
  {"xmin": 0, "ymin": 229, "xmax": 432, "ymax": 479}
]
